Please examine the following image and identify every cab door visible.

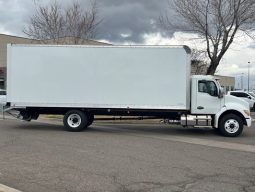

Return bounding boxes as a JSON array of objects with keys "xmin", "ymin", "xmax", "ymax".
[{"xmin": 192, "ymin": 80, "xmax": 222, "ymax": 114}]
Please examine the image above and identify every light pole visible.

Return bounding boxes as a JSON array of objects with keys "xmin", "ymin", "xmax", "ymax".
[
  {"xmin": 241, "ymin": 73, "xmax": 244, "ymax": 90},
  {"xmin": 248, "ymin": 61, "xmax": 250, "ymax": 91}
]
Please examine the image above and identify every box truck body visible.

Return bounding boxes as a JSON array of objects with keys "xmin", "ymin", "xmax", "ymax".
[
  {"xmin": 5, "ymin": 44, "xmax": 252, "ymax": 137},
  {"xmin": 7, "ymin": 45, "xmax": 190, "ymax": 110}
]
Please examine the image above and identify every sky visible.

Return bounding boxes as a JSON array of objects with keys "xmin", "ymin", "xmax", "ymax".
[{"xmin": 0, "ymin": 0, "xmax": 255, "ymax": 89}]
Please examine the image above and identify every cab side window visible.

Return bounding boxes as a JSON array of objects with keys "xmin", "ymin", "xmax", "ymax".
[{"xmin": 198, "ymin": 81, "xmax": 218, "ymax": 97}]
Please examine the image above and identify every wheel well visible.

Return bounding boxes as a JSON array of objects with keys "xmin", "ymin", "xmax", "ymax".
[{"xmin": 219, "ymin": 110, "xmax": 246, "ymax": 126}]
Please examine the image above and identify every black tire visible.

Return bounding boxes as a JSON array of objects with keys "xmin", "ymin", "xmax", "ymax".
[
  {"xmin": 212, "ymin": 127, "xmax": 220, "ymax": 132},
  {"xmin": 31, "ymin": 113, "xmax": 39, "ymax": 120},
  {"xmin": 219, "ymin": 114, "xmax": 243, "ymax": 137},
  {"xmin": 20, "ymin": 110, "xmax": 32, "ymax": 121},
  {"xmin": 63, "ymin": 110, "xmax": 88, "ymax": 132},
  {"xmin": 88, "ymin": 114, "xmax": 94, "ymax": 126}
]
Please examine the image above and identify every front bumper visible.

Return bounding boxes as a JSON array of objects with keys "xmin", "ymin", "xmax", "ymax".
[{"xmin": 246, "ymin": 117, "xmax": 252, "ymax": 127}]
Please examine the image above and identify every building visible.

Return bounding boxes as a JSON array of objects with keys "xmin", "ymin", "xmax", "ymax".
[
  {"xmin": 0, "ymin": 34, "xmax": 39, "ymax": 88},
  {"xmin": 191, "ymin": 61, "xmax": 235, "ymax": 93},
  {"xmin": 215, "ymin": 75, "xmax": 235, "ymax": 93},
  {"xmin": 0, "ymin": 34, "xmax": 108, "ymax": 89}
]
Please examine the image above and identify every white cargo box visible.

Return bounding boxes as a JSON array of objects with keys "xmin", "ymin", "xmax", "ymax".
[{"xmin": 7, "ymin": 45, "xmax": 191, "ymax": 110}]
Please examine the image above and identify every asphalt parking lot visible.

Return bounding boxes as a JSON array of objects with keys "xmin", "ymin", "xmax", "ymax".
[{"xmin": 0, "ymin": 116, "xmax": 255, "ymax": 192}]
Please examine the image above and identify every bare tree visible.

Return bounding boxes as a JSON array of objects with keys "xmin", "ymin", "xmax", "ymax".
[
  {"xmin": 160, "ymin": 0, "xmax": 255, "ymax": 75},
  {"xmin": 65, "ymin": 1, "xmax": 99, "ymax": 44},
  {"xmin": 191, "ymin": 49, "xmax": 208, "ymax": 75},
  {"xmin": 24, "ymin": 0, "xmax": 101, "ymax": 44},
  {"xmin": 23, "ymin": 1, "xmax": 64, "ymax": 43}
]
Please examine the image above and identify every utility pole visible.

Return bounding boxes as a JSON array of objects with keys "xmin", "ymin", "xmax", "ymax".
[
  {"xmin": 248, "ymin": 61, "xmax": 250, "ymax": 91},
  {"xmin": 241, "ymin": 73, "xmax": 244, "ymax": 90}
]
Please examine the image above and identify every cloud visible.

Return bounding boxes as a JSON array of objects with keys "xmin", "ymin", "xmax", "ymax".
[
  {"xmin": 96, "ymin": 0, "xmax": 171, "ymax": 43},
  {"xmin": 0, "ymin": 0, "xmax": 35, "ymax": 36},
  {"xmin": 0, "ymin": 0, "xmax": 172, "ymax": 42},
  {"xmin": 248, "ymin": 43, "xmax": 255, "ymax": 49}
]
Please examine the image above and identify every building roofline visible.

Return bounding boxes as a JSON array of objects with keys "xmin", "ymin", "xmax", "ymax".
[
  {"xmin": 0, "ymin": 33, "xmax": 110, "ymax": 45},
  {"xmin": 215, "ymin": 75, "xmax": 234, "ymax": 78},
  {"xmin": 0, "ymin": 33, "xmax": 38, "ymax": 41},
  {"xmin": 42, "ymin": 36, "xmax": 111, "ymax": 45}
]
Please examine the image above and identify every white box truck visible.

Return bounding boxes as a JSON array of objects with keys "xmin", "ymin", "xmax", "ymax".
[{"xmin": 5, "ymin": 44, "xmax": 252, "ymax": 137}]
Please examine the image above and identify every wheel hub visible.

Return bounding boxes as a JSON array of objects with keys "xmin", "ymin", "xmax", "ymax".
[
  {"xmin": 224, "ymin": 119, "xmax": 239, "ymax": 134},
  {"xmin": 67, "ymin": 114, "xmax": 82, "ymax": 128}
]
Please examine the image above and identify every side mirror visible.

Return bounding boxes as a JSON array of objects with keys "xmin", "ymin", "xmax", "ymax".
[
  {"xmin": 248, "ymin": 96, "xmax": 252, "ymax": 99},
  {"xmin": 218, "ymin": 87, "xmax": 224, "ymax": 98}
]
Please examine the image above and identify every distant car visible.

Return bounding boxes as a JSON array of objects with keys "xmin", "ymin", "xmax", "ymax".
[
  {"xmin": 228, "ymin": 91, "xmax": 255, "ymax": 110},
  {"xmin": 249, "ymin": 92, "xmax": 255, "ymax": 98},
  {"xmin": 0, "ymin": 89, "xmax": 6, "ymax": 105}
]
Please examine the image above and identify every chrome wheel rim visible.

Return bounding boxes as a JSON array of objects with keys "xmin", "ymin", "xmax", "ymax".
[
  {"xmin": 67, "ymin": 114, "xmax": 81, "ymax": 128},
  {"xmin": 224, "ymin": 119, "xmax": 239, "ymax": 134}
]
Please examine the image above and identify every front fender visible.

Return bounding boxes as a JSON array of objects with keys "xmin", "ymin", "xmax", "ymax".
[{"xmin": 214, "ymin": 103, "xmax": 251, "ymax": 128}]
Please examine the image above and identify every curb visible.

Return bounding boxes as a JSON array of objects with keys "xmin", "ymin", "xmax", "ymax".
[{"xmin": 0, "ymin": 184, "xmax": 21, "ymax": 192}]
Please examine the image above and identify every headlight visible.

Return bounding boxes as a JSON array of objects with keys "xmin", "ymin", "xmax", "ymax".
[{"xmin": 244, "ymin": 110, "xmax": 250, "ymax": 116}]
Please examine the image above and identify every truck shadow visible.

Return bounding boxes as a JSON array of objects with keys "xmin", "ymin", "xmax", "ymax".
[
  {"xmin": 14, "ymin": 121, "xmax": 255, "ymax": 139},
  {"xmin": 12, "ymin": 121, "xmax": 220, "ymax": 137},
  {"xmin": 91, "ymin": 123, "xmax": 221, "ymax": 137},
  {"xmin": 13, "ymin": 122, "xmax": 64, "ymax": 132}
]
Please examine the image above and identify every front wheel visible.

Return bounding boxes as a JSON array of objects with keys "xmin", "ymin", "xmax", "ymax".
[
  {"xmin": 63, "ymin": 110, "xmax": 88, "ymax": 132},
  {"xmin": 219, "ymin": 114, "xmax": 243, "ymax": 137}
]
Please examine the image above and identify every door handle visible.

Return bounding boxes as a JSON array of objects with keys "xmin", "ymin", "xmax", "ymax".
[{"xmin": 197, "ymin": 106, "xmax": 204, "ymax": 110}]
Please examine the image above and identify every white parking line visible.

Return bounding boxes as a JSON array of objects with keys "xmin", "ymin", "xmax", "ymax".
[
  {"xmin": 94, "ymin": 125, "xmax": 255, "ymax": 154},
  {"xmin": 0, "ymin": 184, "xmax": 21, "ymax": 192},
  {"xmin": 148, "ymin": 135, "xmax": 255, "ymax": 153}
]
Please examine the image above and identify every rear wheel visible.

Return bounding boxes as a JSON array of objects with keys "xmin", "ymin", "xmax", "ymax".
[
  {"xmin": 219, "ymin": 114, "xmax": 243, "ymax": 137},
  {"xmin": 63, "ymin": 110, "xmax": 88, "ymax": 132}
]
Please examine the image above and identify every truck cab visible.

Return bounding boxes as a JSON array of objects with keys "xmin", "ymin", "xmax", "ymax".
[{"xmin": 185, "ymin": 75, "xmax": 252, "ymax": 137}]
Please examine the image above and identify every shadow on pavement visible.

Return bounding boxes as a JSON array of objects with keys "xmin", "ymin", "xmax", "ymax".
[
  {"xmin": 9, "ymin": 120, "xmax": 219, "ymax": 136},
  {"xmin": 12, "ymin": 122, "xmax": 64, "ymax": 132},
  {"xmin": 92, "ymin": 123, "xmax": 221, "ymax": 137},
  {"xmin": 11, "ymin": 120, "xmax": 254, "ymax": 140}
]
